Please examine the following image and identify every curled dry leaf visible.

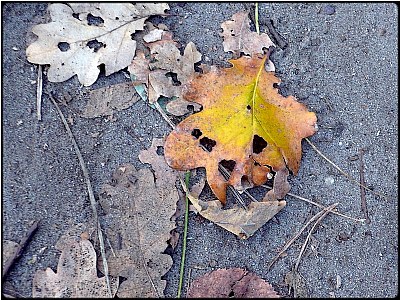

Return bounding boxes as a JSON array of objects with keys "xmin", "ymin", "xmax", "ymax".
[
  {"xmin": 98, "ymin": 163, "xmax": 178, "ymax": 297},
  {"xmin": 182, "ymin": 181, "xmax": 286, "ymax": 239},
  {"xmin": 220, "ymin": 11, "xmax": 275, "ymax": 55},
  {"xmin": 165, "ymin": 55, "xmax": 317, "ymax": 204},
  {"xmin": 187, "ymin": 268, "xmax": 280, "ymax": 298},
  {"xmin": 26, "ymin": 3, "xmax": 169, "ymax": 86},
  {"xmin": 82, "ymin": 82, "xmax": 140, "ymax": 118},
  {"xmin": 32, "ymin": 237, "xmax": 118, "ymax": 298}
]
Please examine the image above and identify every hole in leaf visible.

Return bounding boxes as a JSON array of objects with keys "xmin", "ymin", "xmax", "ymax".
[
  {"xmin": 199, "ymin": 136, "xmax": 216, "ymax": 152},
  {"xmin": 191, "ymin": 128, "xmax": 202, "ymax": 139},
  {"xmin": 87, "ymin": 39, "xmax": 104, "ymax": 52},
  {"xmin": 253, "ymin": 135, "xmax": 268, "ymax": 154},
  {"xmin": 87, "ymin": 13, "xmax": 104, "ymax": 26},
  {"xmin": 119, "ymin": 276, "xmax": 128, "ymax": 284},
  {"xmin": 156, "ymin": 146, "xmax": 164, "ymax": 156},
  {"xmin": 247, "ymin": 105, "xmax": 251, "ymax": 110},
  {"xmin": 187, "ymin": 105, "xmax": 194, "ymax": 112},
  {"xmin": 219, "ymin": 159, "xmax": 236, "ymax": 172},
  {"xmin": 115, "ymin": 16, "xmax": 119, "ymax": 20},
  {"xmin": 194, "ymin": 62, "xmax": 202, "ymax": 73},
  {"xmin": 241, "ymin": 175, "xmax": 250, "ymax": 187},
  {"xmin": 165, "ymin": 72, "xmax": 181, "ymax": 86},
  {"xmin": 57, "ymin": 42, "xmax": 70, "ymax": 52},
  {"xmin": 72, "ymin": 13, "xmax": 79, "ymax": 19}
]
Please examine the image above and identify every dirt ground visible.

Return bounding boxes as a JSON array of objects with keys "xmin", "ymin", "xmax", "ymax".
[{"xmin": 2, "ymin": 2, "xmax": 398, "ymax": 298}]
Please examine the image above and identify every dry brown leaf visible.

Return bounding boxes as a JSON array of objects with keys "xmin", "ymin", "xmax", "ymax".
[
  {"xmin": 82, "ymin": 82, "xmax": 140, "ymax": 118},
  {"xmin": 32, "ymin": 237, "xmax": 118, "ymax": 298},
  {"xmin": 220, "ymin": 11, "xmax": 275, "ymax": 55},
  {"xmin": 26, "ymin": 3, "xmax": 169, "ymax": 86},
  {"xmin": 183, "ymin": 182, "xmax": 286, "ymax": 239},
  {"xmin": 187, "ymin": 268, "xmax": 280, "ymax": 298},
  {"xmin": 98, "ymin": 162, "xmax": 178, "ymax": 297},
  {"xmin": 128, "ymin": 51, "xmax": 150, "ymax": 84}
]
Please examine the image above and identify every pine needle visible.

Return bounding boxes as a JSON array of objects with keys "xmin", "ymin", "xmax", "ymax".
[
  {"xmin": 294, "ymin": 203, "xmax": 338, "ymax": 271},
  {"xmin": 267, "ymin": 203, "xmax": 338, "ymax": 271},
  {"xmin": 305, "ymin": 138, "xmax": 387, "ymax": 200},
  {"xmin": 261, "ymin": 184, "xmax": 365, "ymax": 223},
  {"xmin": 177, "ymin": 171, "xmax": 191, "ymax": 298}
]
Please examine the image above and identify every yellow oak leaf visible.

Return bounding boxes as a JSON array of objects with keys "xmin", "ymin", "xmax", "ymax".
[{"xmin": 164, "ymin": 55, "xmax": 317, "ymax": 204}]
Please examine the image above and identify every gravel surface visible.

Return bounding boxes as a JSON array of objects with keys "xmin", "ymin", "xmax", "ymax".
[{"xmin": 2, "ymin": 2, "xmax": 398, "ymax": 297}]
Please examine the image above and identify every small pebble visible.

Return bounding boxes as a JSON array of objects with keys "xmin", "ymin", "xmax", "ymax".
[
  {"xmin": 323, "ymin": 5, "xmax": 336, "ymax": 15},
  {"xmin": 325, "ymin": 176, "xmax": 335, "ymax": 185},
  {"xmin": 12, "ymin": 46, "xmax": 19, "ymax": 51}
]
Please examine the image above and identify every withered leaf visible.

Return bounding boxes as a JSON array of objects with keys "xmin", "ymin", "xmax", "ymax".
[
  {"xmin": 128, "ymin": 29, "xmax": 203, "ymax": 115},
  {"xmin": 187, "ymin": 268, "xmax": 280, "ymax": 298},
  {"xmin": 82, "ymin": 82, "xmax": 140, "ymax": 118},
  {"xmin": 183, "ymin": 180, "xmax": 286, "ymax": 239},
  {"xmin": 220, "ymin": 11, "xmax": 275, "ymax": 55},
  {"xmin": 99, "ymin": 163, "xmax": 178, "ymax": 297},
  {"xmin": 26, "ymin": 3, "xmax": 169, "ymax": 86},
  {"xmin": 164, "ymin": 55, "xmax": 317, "ymax": 204},
  {"xmin": 32, "ymin": 237, "xmax": 118, "ymax": 298}
]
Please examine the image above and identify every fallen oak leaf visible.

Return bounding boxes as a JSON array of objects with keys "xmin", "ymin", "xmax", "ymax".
[
  {"xmin": 98, "ymin": 163, "xmax": 178, "ymax": 297},
  {"xmin": 26, "ymin": 3, "xmax": 169, "ymax": 86},
  {"xmin": 187, "ymin": 268, "xmax": 280, "ymax": 298},
  {"xmin": 32, "ymin": 236, "xmax": 118, "ymax": 298},
  {"xmin": 220, "ymin": 11, "xmax": 275, "ymax": 56},
  {"xmin": 164, "ymin": 55, "xmax": 317, "ymax": 204}
]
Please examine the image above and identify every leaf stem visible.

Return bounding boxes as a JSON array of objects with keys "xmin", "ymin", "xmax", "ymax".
[{"xmin": 177, "ymin": 171, "xmax": 191, "ymax": 298}]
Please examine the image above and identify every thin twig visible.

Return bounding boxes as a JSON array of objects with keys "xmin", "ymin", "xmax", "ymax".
[
  {"xmin": 267, "ymin": 205, "xmax": 337, "ymax": 271},
  {"xmin": 255, "ymin": 3, "xmax": 260, "ymax": 35},
  {"xmin": 305, "ymin": 138, "xmax": 387, "ymax": 200},
  {"xmin": 2, "ymin": 220, "xmax": 39, "ymax": 279},
  {"xmin": 46, "ymin": 90, "xmax": 112, "ymax": 298},
  {"xmin": 359, "ymin": 149, "xmax": 371, "ymax": 224},
  {"xmin": 36, "ymin": 65, "xmax": 43, "ymax": 121},
  {"xmin": 185, "ymin": 268, "xmax": 193, "ymax": 297},
  {"xmin": 177, "ymin": 172, "xmax": 191, "ymax": 298},
  {"xmin": 294, "ymin": 203, "xmax": 338, "ymax": 271},
  {"xmin": 261, "ymin": 184, "xmax": 365, "ymax": 223}
]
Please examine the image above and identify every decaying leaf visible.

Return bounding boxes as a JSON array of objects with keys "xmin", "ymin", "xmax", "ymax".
[
  {"xmin": 187, "ymin": 268, "xmax": 280, "ymax": 298},
  {"xmin": 98, "ymin": 163, "xmax": 178, "ymax": 297},
  {"xmin": 32, "ymin": 236, "xmax": 118, "ymax": 298},
  {"xmin": 183, "ymin": 181, "xmax": 286, "ymax": 239},
  {"xmin": 164, "ymin": 55, "xmax": 317, "ymax": 204},
  {"xmin": 26, "ymin": 3, "xmax": 169, "ymax": 86},
  {"xmin": 82, "ymin": 82, "xmax": 140, "ymax": 118},
  {"xmin": 220, "ymin": 11, "xmax": 275, "ymax": 55},
  {"xmin": 128, "ymin": 29, "xmax": 203, "ymax": 116}
]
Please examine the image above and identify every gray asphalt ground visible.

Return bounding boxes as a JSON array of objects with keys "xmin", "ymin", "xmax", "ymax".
[{"xmin": 2, "ymin": 2, "xmax": 398, "ymax": 297}]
